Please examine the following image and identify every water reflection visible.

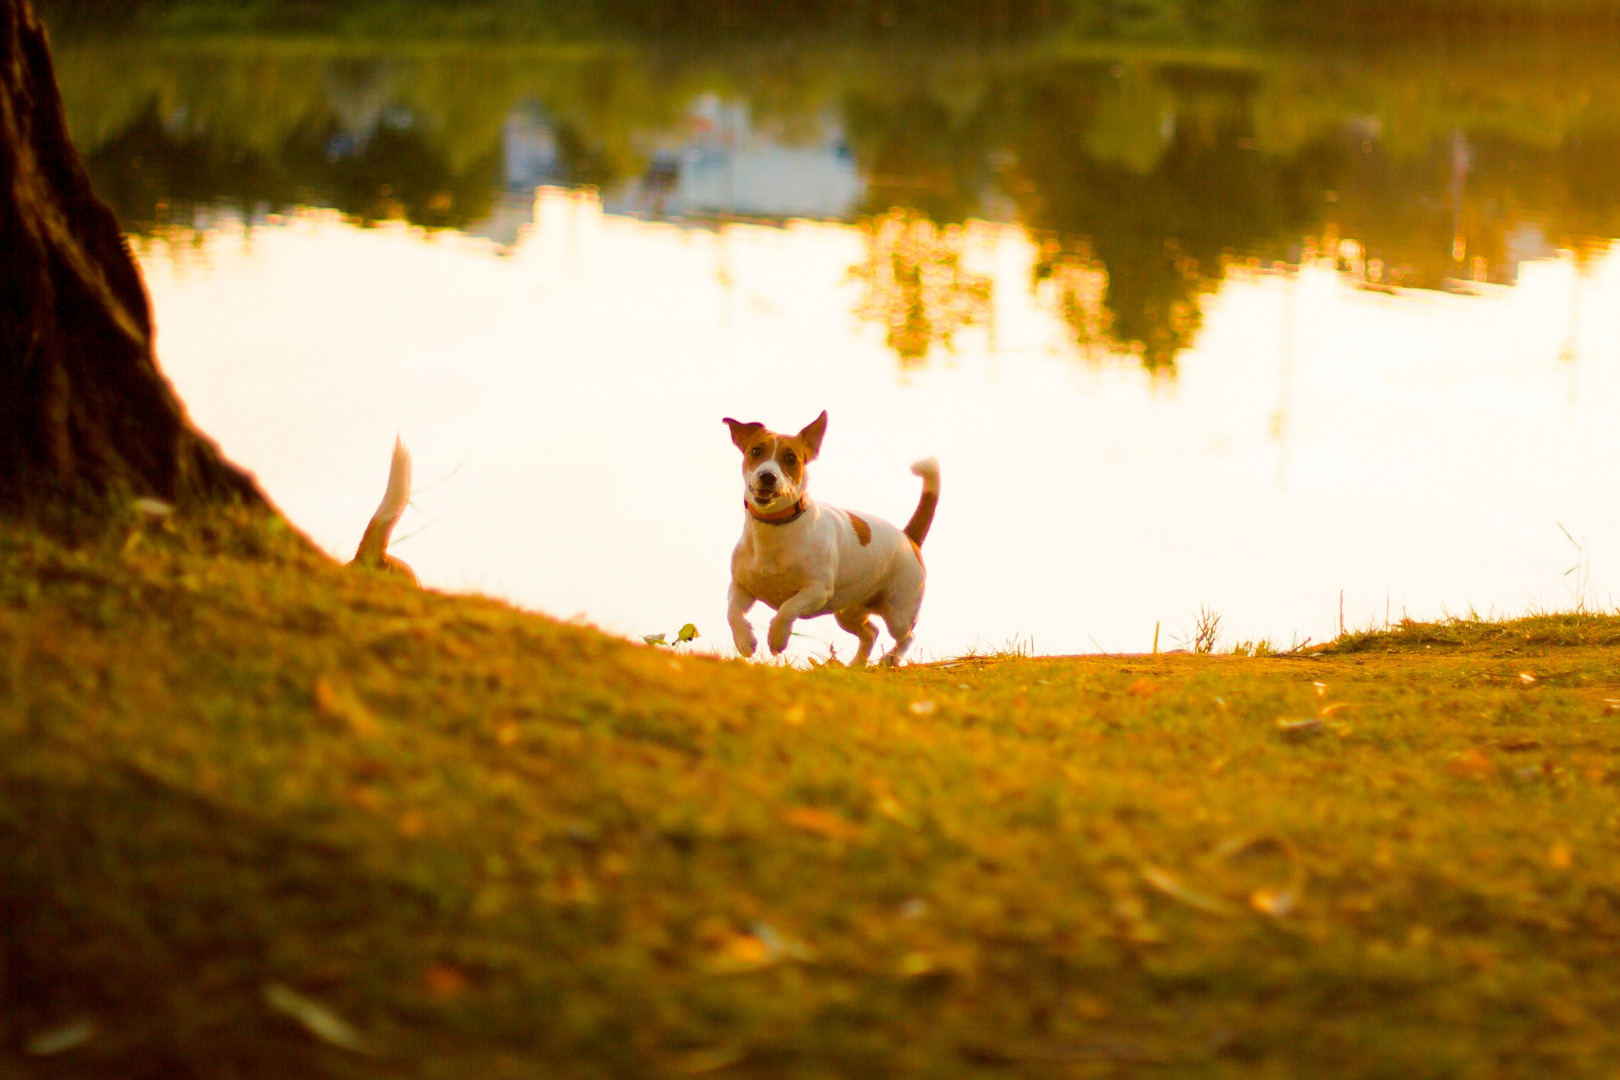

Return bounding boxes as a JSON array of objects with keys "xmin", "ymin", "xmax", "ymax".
[
  {"xmin": 51, "ymin": 31, "xmax": 1620, "ymax": 369},
  {"xmin": 123, "ymin": 195, "xmax": 1620, "ymax": 659},
  {"xmin": 1009, "ymin": 64, "xmax": 1321, "ymax": 370},
  {"xmin": 851, "ymin": 210, "xmax": 993, "ymax": 365}
]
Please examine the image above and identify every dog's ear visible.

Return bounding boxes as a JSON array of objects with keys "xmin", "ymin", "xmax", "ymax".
[
  {"xmin": 797, "ymin": 411, "xmax": 828, "ymax": 461},
  {"xmin": 723, "ymin": 418, "xmax": 765, "ymax": 451}
]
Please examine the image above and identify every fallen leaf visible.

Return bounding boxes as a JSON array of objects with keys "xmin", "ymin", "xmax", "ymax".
[
  {"xmin": 908, "ymin": 700, "xmax": 937, "ymax": 717},
  {"xmin": 1543, "ymin": 997, "xmax": 1585, "ymax": 1029},
  {"xmin": 782, "ymin": 806, "xmax": 862, "ymax": 841},
  {"xmin": 677, "ymin": 1044, "xmax": 746, "ymax": 1074},
  {"xmin": 423, "ymin": 964, "xmax": 468, "ymax": 1000},
  {"xmin": 643, "ymin": 633, "xmax": 666, "ymax": 646},
  {"xmin": 263, "ymin": 983, "xmax": 372, "ymax": 1054},
  {"xmin": 898, "ymin": 952, "xmax": 936, "ymax": 978},
  {"xmin": 1276, "ymin": 718, "xmax": 1325, "ymax": 738},
  {"xmin": 751, "ymin": 922, "xmax": 812, "ymax": 961},
  {"xmin": 703, "ymin": 931, "xmax": 782, "ymax": 975},
  {"xmin": 1319, "ymin": 702, "xmax": 1352, "ymax": 716},
  {"xmin": 1312, "ymin": 681, "xmax": 1327, "ymax": 696},
  {"xmin": 876, "ymin": 794, "xmax": 916, "ymax": 827},
  {"xmin": 26, "ymin": 1019, "xmax": 95, "ymax": 1057},
  {"xmin": 1519, "ymin": 672, "xmax": 1537, "ymax": 685},
  {"xmin": 313, "ymin": 677, "xmax": 380, "ymax": 738},
  {"xmin": 1250, "ymin": 887, "xmax": 1296, "ymax": 916},
  {"xmin": 1447, "ymin": 748, "xmax": 1498, "ymax": 779},
  {"xmin": 132, "ymin": 497, "xmax": 173, "ymax": 518}
]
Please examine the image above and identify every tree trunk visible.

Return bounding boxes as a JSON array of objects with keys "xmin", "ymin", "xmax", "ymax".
[{"xmin": 0, "ymin": 0, "xmax": 263, "ymax": 512}]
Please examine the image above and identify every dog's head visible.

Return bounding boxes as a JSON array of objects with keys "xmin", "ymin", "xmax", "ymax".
[{"xmin": 723, "ymin": 411, "xmax": 828, "ymax": 515}]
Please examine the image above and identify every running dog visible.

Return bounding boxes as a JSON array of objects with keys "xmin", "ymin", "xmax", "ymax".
[
  {"xmin": 723, "ymin": 411, "xmax": 938, "ymax": 667},
  {"xmin": 349, "ymin": 435, "xmax": 418, "ymax": 586}
]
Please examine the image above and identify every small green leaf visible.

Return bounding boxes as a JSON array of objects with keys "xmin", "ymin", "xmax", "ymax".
[
  {"xmin": 676, "ymin": 623, "xmax": 700, "ymax": 644},
  {"xmin": 642, "ymin": 634, "xmax": 667, "ymax": 646}
]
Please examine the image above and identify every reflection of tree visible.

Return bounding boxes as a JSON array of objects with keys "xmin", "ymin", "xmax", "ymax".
[
  {"xmin": 81, "ymin": 97, "xmax": 501, "ymax": 234},
  {"xmin": 81, "ymin": 103, "xmax": 284, "ymax": 233},
  {"xmin": 1008, "ymin": 64, "xmax": 1324, "ymax": 372},
  {"xmin": 850, "ymin": 209, "xmax": 991, "ymax": 366},
  {"xmin": 1321, "ymin": 131, "xmax": 1620, "ymax": 289},
  {"xmin": 1032, "ymin": 239, "xmax": 1112, "ymax": 357},
  {"xmin": 52, "ymin": 31, "xmax": 1620, "ymax": 371},
  {"xmin": 282, "ymin": 116, "xmax": 498, "ymax": 229},
  {"xmin": 843, "ymin": 90, "xmax": 995, "ymax": 224}
]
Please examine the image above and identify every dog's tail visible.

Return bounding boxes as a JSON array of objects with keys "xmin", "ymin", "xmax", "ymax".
[
  {"xmin": 904, "ymin": 457, "xmax": 940, "ymax": 547},
  {"xmin": 353, "ymin": 435, "xmax": 413, "ymax": 571}
]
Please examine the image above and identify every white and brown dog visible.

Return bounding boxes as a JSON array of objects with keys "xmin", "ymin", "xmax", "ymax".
[{"xmin": 724, "ymin": 411, "xmax": 939, "ymax": 667}]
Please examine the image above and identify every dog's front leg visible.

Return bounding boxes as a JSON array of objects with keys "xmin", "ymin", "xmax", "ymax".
[
  {"xmin": 768, "ymin": 582, "xmax": 833, "ymax": 656},
  {"xmin": 728, "ymin": 582, "xmax": 759, "ymax": 657}
]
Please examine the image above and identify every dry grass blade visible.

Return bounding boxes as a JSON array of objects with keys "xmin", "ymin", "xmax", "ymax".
[
  {"xmin": 1140, "ymin": 865, "xmax": 1240, "ymax": 916},
  {"xmin": 677, "ymin": 1045, "xmax": 746, "ymax": 1073},
  {"xmin": 1193, "ymin": 605, "xmax": 1222, "ymax": 655},
  {"xmin": 263, "ymin": 983, "xmax": 373, "ymax": 1054},
  {"xmin": 26, "ymin": 1019, "xmax": 95, "ymax": 1057}
]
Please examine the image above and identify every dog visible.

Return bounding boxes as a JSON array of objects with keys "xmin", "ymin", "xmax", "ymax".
[
  {"xmin": 723, "ymin": 411, "xmax": 938, "ymax": 667},
  {"xmin": 349, "ymin": 435, "xmax": 418, "ymax": 586}
]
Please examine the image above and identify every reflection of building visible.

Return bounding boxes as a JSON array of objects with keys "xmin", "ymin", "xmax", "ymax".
[
  {"xmin": 462, "ymin": 193, "xmax": 534, "ymax": 252},
  {"xmin": 462, "ymin": 105, "xmax": 573, "ymax": 251},
  {"xmin": 502, "ymin": 105, "xmax": 566, "ymax": 191},
  {"xmin": 605, "ymin": 95, "xmax": 864, "ymax": 221}
]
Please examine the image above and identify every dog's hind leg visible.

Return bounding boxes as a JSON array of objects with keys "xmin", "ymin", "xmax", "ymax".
[
  {"xmin": 875, "ymin": 575, "xmax": 924, "ymax": 668},
  {"xmin": 878, "ymin": 628, "xmax": 915, "ymax": 668},
  {"xmin": 835, "ymin": 607, "xmax": 879, "ymax": 668}
]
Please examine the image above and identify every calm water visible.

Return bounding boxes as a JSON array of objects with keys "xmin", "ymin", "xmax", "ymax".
[{"xmin": 50, "ymin": 25, "xmax": 1620, "ymax": 658}]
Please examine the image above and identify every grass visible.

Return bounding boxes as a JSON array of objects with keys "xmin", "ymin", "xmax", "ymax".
[{"xmin": 4, "ymin": 508, "xmax": 1620, "ymax": 1078}]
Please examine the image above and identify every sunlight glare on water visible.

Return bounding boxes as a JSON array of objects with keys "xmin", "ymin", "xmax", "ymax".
[{"xmin": 138, "ymin": 190, "xmax": 1620, "ymax": 660}]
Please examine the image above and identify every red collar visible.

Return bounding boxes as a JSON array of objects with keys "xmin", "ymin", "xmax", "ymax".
[{"xmin": 746, "ymin": 497, "xmax": 807, "ymax": 525}]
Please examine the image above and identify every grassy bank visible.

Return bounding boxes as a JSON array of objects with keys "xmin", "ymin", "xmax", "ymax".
[{"xmin": 4, "ymin": 509, "xmax": 1620, "ymax": 1077}]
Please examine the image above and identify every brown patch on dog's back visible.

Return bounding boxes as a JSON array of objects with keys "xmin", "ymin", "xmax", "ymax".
[{"xmin": 848, "ymin": 512, "xmax": 873, "ymax": 546}]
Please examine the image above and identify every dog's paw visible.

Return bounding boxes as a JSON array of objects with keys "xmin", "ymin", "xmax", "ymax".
[
  {"xmin": 732, "ymin": 628, "xmax": 758, "ymax": 658},
  {"xmin": 768, "ymin": 619, "xmax": 793, "ymax": 655}
]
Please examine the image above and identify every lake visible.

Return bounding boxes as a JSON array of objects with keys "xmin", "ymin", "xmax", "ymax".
[{"xmin": 43, "ymin": 14, "xmax": 1620, "ymax": 659}]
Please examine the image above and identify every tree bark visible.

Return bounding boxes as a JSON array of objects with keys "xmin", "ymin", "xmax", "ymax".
[{"xmin": 0, "ymin": 0, "xmax": 263, "ymax": 512}]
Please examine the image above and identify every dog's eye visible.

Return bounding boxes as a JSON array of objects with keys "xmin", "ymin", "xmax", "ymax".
[
  {"xmin": 749, "ymin": 446, "xmax": 764, "ymax": 459},
  {"xmin": 781, "ymin": 453, "xmax": 797, "ymax": 468}
]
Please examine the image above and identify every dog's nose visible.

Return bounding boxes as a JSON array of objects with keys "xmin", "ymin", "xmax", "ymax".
[{"xmin": 758, "ymin": 472, "xmax": 778, "ymax": 488}]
